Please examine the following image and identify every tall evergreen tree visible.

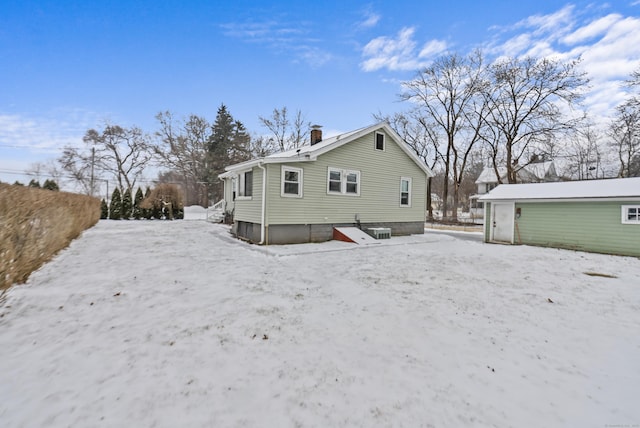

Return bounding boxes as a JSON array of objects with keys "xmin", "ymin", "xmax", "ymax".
[
  {"xmin": 100, "ymin": 199, "xmax": 109, "ymax": 219},
  {"xmin": 133, "ymin": 187, "xmax": 144, "ymax": 219},
  {"xmin": 28, "ymin": 179, "xmax": 41, "ymax": 188},
  {"xmin": 206, "ymin": 104, "xmax": 252, "ymax": 201},
  {"xmin": 121, "ymin": 188, "xmax": 133, "ymax": 220},
  {"xmin": 109, "ymin": 187, "xmax": 123, "ymax": 220}
]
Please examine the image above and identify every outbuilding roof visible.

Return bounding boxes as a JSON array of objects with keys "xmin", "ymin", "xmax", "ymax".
[
  {"xmin": 475, "ymin": 161, "xmax": 556, "ymax": 184},
  {"xmin": 478, "ymin": 177, "xmax": 640, "ymax": 201},
  {"xmin": 219, "ymin": 122, "xmax": 434, "ymax": 178}
]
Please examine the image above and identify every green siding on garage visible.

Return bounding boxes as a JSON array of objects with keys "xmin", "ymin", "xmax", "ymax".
[
  {"xmin": 483, "ymin": 202, "xmax": 492, "ymax": 241},
  {"xmin": 263, "ymin": 129, "xmax": 427, "ymax": 225},
  {"xmin": 513, "ymin": 201, "xmax": 640, "ymax": 257}
]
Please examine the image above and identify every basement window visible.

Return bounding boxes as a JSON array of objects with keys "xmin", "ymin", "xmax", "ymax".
[{"xmin": 622, "ymin": 205, "xmax": 640, "ymax": 224}]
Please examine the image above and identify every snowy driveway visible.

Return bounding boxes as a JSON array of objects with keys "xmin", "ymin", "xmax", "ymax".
[{"xmin": 1, "ymin": 220, "xmax": 639, "ymax": 427}]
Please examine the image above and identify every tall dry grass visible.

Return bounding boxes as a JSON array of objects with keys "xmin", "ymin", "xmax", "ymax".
[{"xmin": 0, "ymin": 183, "xmax": 100, "ymax": 290}]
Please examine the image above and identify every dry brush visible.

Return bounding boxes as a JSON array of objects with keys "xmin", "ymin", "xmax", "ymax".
[{"xmin": 0, "ymin": 184, "xmax": 100, "ymax": 290}]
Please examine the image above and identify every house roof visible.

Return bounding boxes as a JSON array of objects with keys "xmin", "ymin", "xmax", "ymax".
[
  {"xmin": 475, "ymin": 161, "xmax": 555, "ymax": 184},
  {"xmin": 478, "ymin": 177, "xmax": 640, "ymax": 201},
  {"xmin": 219, "ymin": 122, "xmax": 434, "ymax": 178}
]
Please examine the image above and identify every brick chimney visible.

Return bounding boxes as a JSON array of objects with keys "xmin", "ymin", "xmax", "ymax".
[{"xmin": 310, "ymin": 125, "xmax": 322, "ymax": 145}]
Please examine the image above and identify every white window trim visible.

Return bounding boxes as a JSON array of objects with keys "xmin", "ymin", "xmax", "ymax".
[
  {"xmin": 400, "ymin": 176, "xmax": 412, "ymax": 207},
  {"xmin": 621, "ymin": 205, "xmax": 640, "ymax": 224},
  {"xmin": 281, "ymin": 165, "xmax": 303, "ymax": 198},
  {"xmin": 375, "ymin": 132, "xmax": 385, "ymax": 151},
  {"xmin": 236, "ymin": 170, "xmax": 253, "ymax": 200},
  {"xmin": 327, "ymin": 167, "xmax": 361, "ymax": 196}
]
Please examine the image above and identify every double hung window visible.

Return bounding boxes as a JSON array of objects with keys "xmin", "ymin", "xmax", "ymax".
[
  {"xmin": 281, "ymin": 166, "xmax": 303, "ymax": 197},
  {"xmin": 400, "ymin": 177, "xmax": 412, "ymax": 206},
  {"xmin": 327, "ymin": 167, "xmax": 360, "ymax": 196}
]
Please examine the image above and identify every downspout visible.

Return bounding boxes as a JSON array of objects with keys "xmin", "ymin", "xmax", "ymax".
[{"xmin": 257, "ymin": 162, "xmax": 267, "ymax": 244}]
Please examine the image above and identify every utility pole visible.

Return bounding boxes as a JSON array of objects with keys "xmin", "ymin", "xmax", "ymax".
[{"xmin": 90, "ymin": 147, "xmax": 95, "ymax": 196}]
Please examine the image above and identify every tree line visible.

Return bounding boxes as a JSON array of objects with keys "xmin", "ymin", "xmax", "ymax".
[
  {"xmin": 47, "ymin": 51, "xmax": 638, "ymax": 219},
  {"xmin": 100, "ymin": 184, "xmax": 184, "ymax": 221},
  {"xmin": 57, "ymin": 104, "xmax": 309, "ymax": 207},
  {"xmin": 377, "ymin": 51, "xmax": 640, "ymax": 221}
]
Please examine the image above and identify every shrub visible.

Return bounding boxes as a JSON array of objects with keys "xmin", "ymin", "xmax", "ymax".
[
  {"xmin": 0, "ymin": 183, "xmax": 100, "ymax": 290},
  {"xmin": 100, "ymin": 199, "xmax": 109, "ymax": 219},
  {"xmin": 141, "ymin": 184, "xmax": 184, "ymax": 220},
  {"xmin": 43, "ymin": 179, "xmax": 60, "ymax": 191},
  {"xmin": 122, "ymin": 188, "xmax": 132, "ymax": 220},
  {"xmin": 132, "ymin": 187, "xmax": 143, "ymax": 220},
  {"xmin": 109, "ymin": 188, "xmax": 122, "ymax": 220}
]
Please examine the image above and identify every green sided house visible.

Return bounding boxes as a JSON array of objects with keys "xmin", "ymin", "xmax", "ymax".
[
  {"xmin": 218, "ymin": 122, "xmax": 434, "ymax": 244},
  {"xmin": 479, "ymin": 177, "xmax": 640, "ymax": 257}
]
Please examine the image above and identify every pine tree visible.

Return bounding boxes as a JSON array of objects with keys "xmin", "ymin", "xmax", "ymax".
[
  {"xmin": 133, "ymin": 187, "xmax": 144, "ymax": 219},
  {"xmin": 121, "ymin": 188, "xmax": 132, "ymax": 220},
  {"xmin": 42, "ymin": 179, "xmax": 60, "ymax": 191},
  {"xmin": 28, "ymin": 179, "xmax": 41, "ymax": 188},
  {"xmin": 100, "ymin": 199, "xmax": 109, "ymax": 219},
  {"xmin": 207, "ymin": 104, "xmax": 252, "ymax": 201},
  {"xmin": 109, "ymin": 188, "xmax": 122, "ymax": 220}
]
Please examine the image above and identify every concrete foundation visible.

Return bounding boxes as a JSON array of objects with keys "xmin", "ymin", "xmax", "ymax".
[{"xmin": 233, "ymin": 221, "xmax": 424, "ymax": 245}]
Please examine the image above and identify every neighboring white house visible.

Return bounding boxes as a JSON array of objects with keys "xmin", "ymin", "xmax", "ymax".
[{"xmin": 469, "ymin": 160, "xmax": 558, "ymax": 218}]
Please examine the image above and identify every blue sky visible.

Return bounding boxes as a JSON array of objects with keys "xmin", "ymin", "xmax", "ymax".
[{"xmin": 1, "ymin": 0, "xmax": 640, "ymax": 185}]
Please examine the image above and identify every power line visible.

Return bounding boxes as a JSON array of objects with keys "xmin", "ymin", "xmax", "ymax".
[{"xmin": 0, "ymin": 168, "xmax": 161, "ymax": 185}]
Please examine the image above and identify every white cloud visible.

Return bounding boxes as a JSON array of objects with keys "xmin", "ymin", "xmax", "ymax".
[
  {"xmin": 0, "ymin": 111, "xmax": 91, "ymax": 153},
  {"xmin": 220, "ymin": 20, "xmax": 331, "ymax": 68},
  {"xmin": 513, "ymin": 5, "xmax": 575, "ymax": 37},
  {"xmin": 358, "ymin": 10, "xmax": 381, "ymax": 29},
  {"xmin": 361, "ymin": 27, "xmax": 447, "ymax": 72},
  {"xmin": 561, "ymin": 13, "xmax": 622, "ymax": 45},
  {"xmin": 418, "ymin": 39, "xmax": 448, "ymax": 59},
  {"xmin": 359, "ymin": 5, "xmax": 640, "ymax": 126},
  {"xmin": 0, "ymin": 110, "xmax": 102, "ymax": 185},
  {"xmin": 485, "ymin": 7, "xmax": 640, "ymax": 125},
  {"xmin": 294, "ymin": 46, "xmax": 333, "ymax": 68}
]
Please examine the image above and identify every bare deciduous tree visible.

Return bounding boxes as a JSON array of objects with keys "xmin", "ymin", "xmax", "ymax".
[
  {"xmin": 60, "ymin": 124, "xmax": 152, "ymax": 195},
  {"xmin": 483, "ymin": 56, "xmax": 588, "ymax": 183},
  {"xmin": 154, "ymin": 111, "xmax": 212, "ymax": 205},
  {"xmin": 58, "ymin": 146, "xmax": 101, "ymax": 195},
  {"xmin": 259, "ymin": 107, "xmax": 310, "ymax": 151},
  {"xmin": 84, "ymin": 125, "xmax": 152, "ymax": 192},
  {"xmin": 563, "ymin": 124, "xmax": 606, "ymax": 180},
  {"xmin": 609, "ymin": 98, "xmax": 640, "ymax": 177},
  {"xmin": 400, "ymin": 51, "xmax": 488, "ymax": 221}
]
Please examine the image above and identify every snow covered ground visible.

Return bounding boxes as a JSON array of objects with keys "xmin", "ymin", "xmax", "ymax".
[{"xmin": 1, "ymin": 219, "xmax": 639, "ymax": 427}]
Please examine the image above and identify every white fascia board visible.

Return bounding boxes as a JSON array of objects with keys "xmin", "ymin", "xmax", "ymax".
[{"xmin": 480, "ymin": 197, "xmax": 640, "ymax": 203}]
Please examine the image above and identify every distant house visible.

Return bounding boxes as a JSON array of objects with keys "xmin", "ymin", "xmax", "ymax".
[
  {"xmin": 478, "ymin": 177, "xmax": 640, "ymax": 257},
  {"xmin": 469, "ymin": 160, "xmax": 558, "ymax": 217},
  {"xmin": 218, "ymin": 122, "xmax": 434, "ymax": 244}
]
